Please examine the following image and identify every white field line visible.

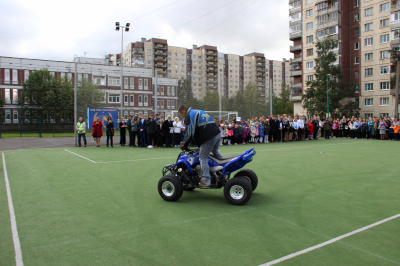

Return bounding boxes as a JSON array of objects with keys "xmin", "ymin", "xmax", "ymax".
[
  {"xmin": 2, "ymin": 153, "xmax": 24, "ymax": 266},
  {"xmin": 64, "ymin": 149, "xmax": 97, "ymax": 163},
  {"xmin": 260, "ymin": 213, "xmax": 400, "ymax": 266},
  {"xmin": 96, "ymin": 156, "xmax": 177, "ymax": 164}
]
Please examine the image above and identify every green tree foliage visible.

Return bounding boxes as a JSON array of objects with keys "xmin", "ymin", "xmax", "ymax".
[
  {"xmin": 77, "ymin": 76, "xmax": 106, "ymax": 119},
  {"xmin": 18, "ymin": 69, "xmax": 74, "ymax": 122},
  {"xmin": 302, "ymin": 37, "xmax": 359, "ymax": 118},
  {"xmin": 275, "ymin": 83, "xmax": 294, "ymax": 116},
  {"xmin": 0, "ymin": 93, "xmax": 5, "ymax": 116},
  {"xmin": 202, "ymin": 90, "xmax": 219, "ymax": 111},
  {"xmin": 177, "ymin": 77, "xmax": 202, "ymax": 109},
  {"xmin": 233, "ymin": 82, "xmax": 267, "ymax": 119}
]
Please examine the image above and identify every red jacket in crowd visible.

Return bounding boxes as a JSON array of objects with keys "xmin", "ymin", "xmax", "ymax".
[{"xmin": 92, "ymin": 121, "xmax": 103, "ymax": 137}]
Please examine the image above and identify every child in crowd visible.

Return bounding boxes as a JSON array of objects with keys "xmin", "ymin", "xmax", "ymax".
[
  {"xmin": 242, "ymin": 125, "xmax": 249, "ymax": 144},
  {"xmin": 264, "ymin": 121, "xmax": 270, "ymax": 143},
  {"xmin": 219, "ymin": 124, "xmax": 225, "ymax": 145},
  {"xmin": 254, "ymin": 122, "xmax": 260, "ymax": 143},
  {"xmin": 233, "ymin": 124, "xmax": 240, "ymax": 145},
  {"xmin": 259, "ymin": 123, "xmax": 265, "ymax": 143},
  {"xmin": 227, "ymin": 124, "xmax": 233, "ymax": 145},
  {"xmin": 250, "ymin": 124, "xmax": 256, "ymax": 143}
]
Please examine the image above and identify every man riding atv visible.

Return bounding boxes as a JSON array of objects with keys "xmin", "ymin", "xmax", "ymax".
[{"xmin": 178, "ymin": 105, "xmax": 222, "ymax": 188}]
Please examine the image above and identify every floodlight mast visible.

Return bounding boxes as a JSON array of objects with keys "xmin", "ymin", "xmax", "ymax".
[{"xmin": 115, "ymin": 22, "xmax": 130, "ymax": 121}]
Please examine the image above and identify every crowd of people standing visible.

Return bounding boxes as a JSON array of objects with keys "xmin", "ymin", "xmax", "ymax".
[{"xmin": 81, "ymin": 113, "xmax": 400, "ymax": 148}]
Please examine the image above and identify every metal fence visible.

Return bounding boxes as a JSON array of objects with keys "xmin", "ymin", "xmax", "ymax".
[{"xmin": 0, "ymin": 116, "xmax": 75, "ymax": 138}]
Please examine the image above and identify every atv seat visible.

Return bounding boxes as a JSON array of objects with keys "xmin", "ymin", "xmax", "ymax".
[{"xmin": 209, "ymin": 154, "xmax": 240, "ymax": 164}]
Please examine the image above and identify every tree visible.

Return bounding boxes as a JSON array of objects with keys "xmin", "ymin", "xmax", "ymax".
[
  {"xmin": 202, "ymin": 90, "xmax": 219, "ymax": 111},
  {"xmin": 233, "ymin": 82, "xmax": 266, "ymax": 119},
  {"xmin": 177, "ymin": 77, "xmax": 202, "ymax": 109},
  {"xmin": 275, "ymin": 82, "xmax": 294, "ymax": 115},
  {"xmin": 221, "ymin": 95, "xmax": 234, "ymax": 111},
  {"xmin": 302, "ymin": 37, "xmax": 359, "ymax": 118},
  {"xmin": 18, "ymin": 69, "xmax": 74, "ymax": 122},
  {"xmin": 0, "ymin": 93, "xmax": 4, "ymax": 117},
  {"xmin": 77, "ymin": 76, "xmax": 106, "ymax": 119}
]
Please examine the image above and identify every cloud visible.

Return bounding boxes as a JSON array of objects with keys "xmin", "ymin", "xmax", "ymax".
[{"xmin": 0, "ymin": 0, "xmax": 291, "ymax": 62}]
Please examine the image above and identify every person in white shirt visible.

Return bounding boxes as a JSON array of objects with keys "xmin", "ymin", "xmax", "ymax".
[{"xmin": 173, "ymin": 117, "xmax": 182, "ymax": 147}]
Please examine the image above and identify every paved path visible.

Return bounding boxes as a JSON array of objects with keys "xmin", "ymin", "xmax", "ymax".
[{"xmin": 0, "ymin": 136, "xmax": 100, "ymax": 151}]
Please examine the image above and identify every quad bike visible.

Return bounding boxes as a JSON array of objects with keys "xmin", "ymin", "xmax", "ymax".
[{"xmin": 158, "ymin": 148, "xmax": 257, "ymax": 205}]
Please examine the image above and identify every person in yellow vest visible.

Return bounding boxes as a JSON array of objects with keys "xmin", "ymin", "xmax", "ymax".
[{"xmin": 76, "ymin": 117, "xmax": 87, "ymax": 147}]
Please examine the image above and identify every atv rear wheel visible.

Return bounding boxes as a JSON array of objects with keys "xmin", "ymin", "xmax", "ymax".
[
  {"xmin": 158, "ymin": 174, "xmax": 184, "ymax": 201},
  {"xmin": 224, "ymin": 177, "xmax": 252, "ymax": 205},
  {"xmin": 234, "ymin": 169, "xmax": 258, "ymax": 191}
]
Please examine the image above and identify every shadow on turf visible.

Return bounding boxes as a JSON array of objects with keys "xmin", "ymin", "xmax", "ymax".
[{"xmin": 175, "ymin": 190, "xmax": 272, "ymax": 206}]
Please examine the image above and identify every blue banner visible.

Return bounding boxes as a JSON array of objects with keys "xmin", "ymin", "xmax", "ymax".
[{"xmin": 87, "ymin": 108, "xmax": 119, "ymax": 129}]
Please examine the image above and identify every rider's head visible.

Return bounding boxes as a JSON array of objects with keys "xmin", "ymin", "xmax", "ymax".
[{"xmin": 178, "ymin": 105, "xmax": 189, "ymax": 117}]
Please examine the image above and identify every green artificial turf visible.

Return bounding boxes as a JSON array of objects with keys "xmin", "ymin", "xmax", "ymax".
[{"xmin": 0, "ymin": 139, "xmax": 399, "ymax": 265}]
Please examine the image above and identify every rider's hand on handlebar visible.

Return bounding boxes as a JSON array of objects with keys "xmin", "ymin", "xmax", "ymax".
[{"xmin": 180, "ymin": 144, "xmax": 189, "ymax": 151}]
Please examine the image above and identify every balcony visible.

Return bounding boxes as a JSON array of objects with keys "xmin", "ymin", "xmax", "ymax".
[
  {"xmin": 133, "ymin": 49, "xmax": 144, "ymax": 54},
  {"xmin": 290, "ymin": 95, "xmax": 302, "ymax": 101},
  {"xmin": 256, "ymin": 73, "xmax": 264, "ymax": 77},
  {"xmin": 291, "ymin": 83, "xmax": 302, "ymax": 89},
  {"xmin": 155, "ymin": 63, "xmax": 167, "ymax": 68},
  {"xmin": 206, "ymin": 68, "xmax": 217, "ymax": 73},
  {"xmin": 290, "ymin": 31, "xmax": 302, "ymax": 40},
  {"xmin": 316, "ymin": 20, "xmax": 338, "ymax": 31},
  {"xmin": 206, "ymin": 51, "xmax": 217, "ymax": 56},
  {"xmin": 155, "ymin": 46, "xmax": 167, "ymax": 51},
  {"xmin": 154, "ymin": 58, "xmax": 167, "ymax": 63},
  {"xmin": 155, "ymin": 51, "xmax": 167, "ymax": 56},
  {"xmin": 206, "ymin": 62, "xmax": 217, "ymax": 67},
  {"xmin": 290, "ymin": 57, "xmax": 302, "ymax": 64},
  {"xmin": 256, "ymin": 63, "xmax": 265, "ymax": 67},
  {"xmin": 256, "ymin": 58, "xmax": 264, "ymax": 62},
  {"xmin": 257, "ymin": 67, "xmax": 265, "ymax": 72},
  {"xmin": 290, "ymin": 70, "xmax": 302, "ymax": 77},
  {"xmin": 290, "ymin": 45, "xmax": 302, "ymax": 53},
  {"xmin": 155, "ymin": 69, "xmax": 167, "ymax": 75},
  {"xmin": 207, "ymin": 74, "xmax": 216, "ymax": 78},
  {"xmin": 207, "ymin": 80, "xmax": 217, "ymax": 84},
  {"xmin": 206, "ymin": 57, "xmax": 217, "ymax": 62},
  {"xmin": 208, "ymin": 85, "xmax": 217, "ymax": 89}
]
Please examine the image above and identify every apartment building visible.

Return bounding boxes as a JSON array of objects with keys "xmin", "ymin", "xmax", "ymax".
[
  {"xmin": 109, "ymin": 38, "xmax": 290, "ymax": 102},
  {"xmin": 0, "ymin": 56, "xmax": 178, "ymax": 124},
  {"xmin": 289, "ymin": 0, "xmax": 399, "ymax": 118}
]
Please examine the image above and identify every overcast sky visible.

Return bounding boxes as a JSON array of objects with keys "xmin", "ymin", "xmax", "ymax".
[{"xmin": 0, "ymin": 0, "xmax": 292, "ymax": 62}]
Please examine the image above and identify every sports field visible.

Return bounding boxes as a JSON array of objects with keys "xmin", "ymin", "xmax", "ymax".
[{"xmin": 1, "ymin": 139, "xmax": 399, "ymax": 266}]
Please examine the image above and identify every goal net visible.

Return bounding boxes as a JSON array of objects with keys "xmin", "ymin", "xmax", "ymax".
[{"xmin": 171, "ymin": 111, "xmax": 239, "ymax": 124}]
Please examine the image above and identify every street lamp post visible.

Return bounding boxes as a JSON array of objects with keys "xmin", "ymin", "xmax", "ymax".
[
  {"xmin": 115, "ymin": 22, "xmax": 130, "ymax": 121},
  {"xmin": 327, "ymin": 74, "xmax": 330, "ymax": 118}
]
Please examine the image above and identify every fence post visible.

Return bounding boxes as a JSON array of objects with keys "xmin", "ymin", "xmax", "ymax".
[{"xmin": 39, "ymin": 117, "xmax": 42, "ymax": 137}]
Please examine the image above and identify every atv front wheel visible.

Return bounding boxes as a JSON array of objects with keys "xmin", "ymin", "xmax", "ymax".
[
  {"xmin": 224, "ymin": 177, "xmax": 252, "ymax": 205},
  {"xmin": 158, "ymin": 174, "xmax": 184, "ymax": 201},
  {"xmin": 234, "ymin": 169, "xmax": 258, "ymax": 191}
]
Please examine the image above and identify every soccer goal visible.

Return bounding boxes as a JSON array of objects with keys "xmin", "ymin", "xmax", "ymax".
[{"xmin": 171, "ymin": 111, "xmax": 238, "ymax": 123}]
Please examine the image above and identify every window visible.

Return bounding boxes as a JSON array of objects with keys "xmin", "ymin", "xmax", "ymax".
[
  {"xmin": 355, "ymin": 42, "xmax": 359, "ymax": 50},
  {"xmin": 12, "ymin": 89, "xmax": 18, "ymax": 103},
  {"xmin": 12, "ymin": 69, "xmax": 18, "ymax": 84},
  {"xmin": 307, "ymin": 75, "xmax": 314, "ymax": 81},
  {"xmin": 4, "ymin": 89, "xmax": 10, "ymax": 103},
  {"xmin": 354, "ymin": 14, "xmax": 359, "ymax": 21},
  {"xmin": 306, "ymin": 35, "xmax": 313, "ymax": 43},
  {"xmin": 144, "ymin": 79, "xmax": 148, "ymax": 90},
  {"xmin": 5, "ymin": 109, "xmax": 11, "ymax": 123},
  {"xmin": 108, "ymin": 94, "xmax": 120, "ymax": 103},
  {"xmin": 13, "ymin": 110, "xmax": 18, "ymax": 123},
  {"xmin": 171, "ymin": 87, "xmax": 175, "ymax": 96},
  {"xmin": 124, "ymin": 95, "xmax": 128, "ymax": 104},
  {"xmin": 161, "ymin": 100, "xmax": 164, "ymax": 109},
  {"xmin": 290, "ymin": 0, "xmax": 301, "ymax": 9},
  {"xmin": 380, "ymin": 34, "xmax": 389, "ymax": 44},
  {"xmin": 307, "ymin": 61, "xmax": 314, "ymax": 69},
  {"xmin": 139, "ymin": 79, "xmax": 143, "ymax": 89},
  {"xmin": 144, "ymin": 95, "xmax": 148, "ymax": 106},
  {"xmin": 380, "ymin": 50, "xmax": 390, "ymax": 59},
  {"xmin": 393, "ymin": 12, "xmax": 400, "ymax": 22},
  {"xmin": 4, "ymin": 69, "xmax": 10, "ymax": 84},
  {"xmin": 108, "ymin": 76, "xmax": 120, "ymax": 86},
  {"xmin": 380, "ymin": 82, "xmax": 389, "ymax": 90},
  {"xmin": 365, "ymin": 68, "xmax": 373, "ymax": 76},
  {"xmin": 306, "ymin": 22, "xmax": 313, "ymax": 30},
  {"xmin": 380, "ymin": 18, "xmax": 389, "ymax": 28},
  {"xmin": 380, "ymin": 97, "xmax": 389, "ymax": 106},
  {"xmin": 306, "ymin": 9, "xmax": 313, "ymax": 17},
  {"xmin": 380, "ymin": 66, "xmax": 389, "ymax": 74},
  {"xmin": 167, "ymin": 86, "xmax": 171, "ymax": 96},
  {"xmin": 365, "ymin": 83, "xmax": 373, "ymax": 91},
  {"xmin": 355, "ymin": 27, "xmax": 359, "ymax": 36},
  {"xmin": 364, "ymin": 98, "xmax": 373, "ymax": 106},
  {"xmin": 355, "ymin": 0, "xmax": 359, "ymax": 6},
  {"xmin": 364, "ymin": 53, "xmax": 373, "ymax": 61},
  {"xmin": 306, "ymin": 0, "xmax": 312, "ymax": 4},
  {"xmin": 94, "ymin": 76, "xmax": 106, "ymax": 85},
  {"xmin": 364, "ymin": 38, "xmax": 373, "ymax": 46},
  {"xmin": 355, "ymin": 71, "xmax": 359, "ymax": 79},
  {"xmin": 364, "ymin": 7, "xmax": 373, "ymax": 17},
  {"xmin": 130, "ymin": 77, "xmax": 134, "ymax": 89},
  {"xmin": 124, "ymin": 78, "xmax": 128, "ymax": 89},
  {"xmin": 316, "ymin": 2, "xmax": 328, "ymax": 11},
  {"xmin": 24, "ymin": 70, "xmax": 30, "ymax": 81},
  {"xmin": 380, "ymin": 3, "xmax": 390, "ymax": 12},
  {"xmin": 379, "ymin": 113, "xmax": 389, "ymax": 118},
  {"xmin": 316, "ymin": 26, "xmax": 337, "ymax": 37},
  {"xmin": 290, "ymin": 24, "xmax": 301, "ymax": 33},
  {"xmin": 160, "ymin": 85, "xmax": 164, "ymax": 95},
  {"xmin": 130, "ymin": 95, "xmax": 134, "ymax": 106},
  {"xmin": 138, "ymin": 95, "xmax": 143, "ymax": 106},
  {"xmin": 167, "ymin": 100, "xmax": 171, "ymax": 109},
  {"xmin": 365, "ymin": 113, "xmax": 373, "ymax": 119},
  {"xmin": 364, "ymin": 22, "xmax": 373, "ymax": 32},
  {"xmin": 171, "ymin": 100, "xmax": 175, "ymax": 109},
  {"xmin": 307, "ymin": 49, "xmax": 313, "ymax": 56},
  {"xmin": 355, "ymin": 57, "xmax": 360, "ymax": 64}
]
